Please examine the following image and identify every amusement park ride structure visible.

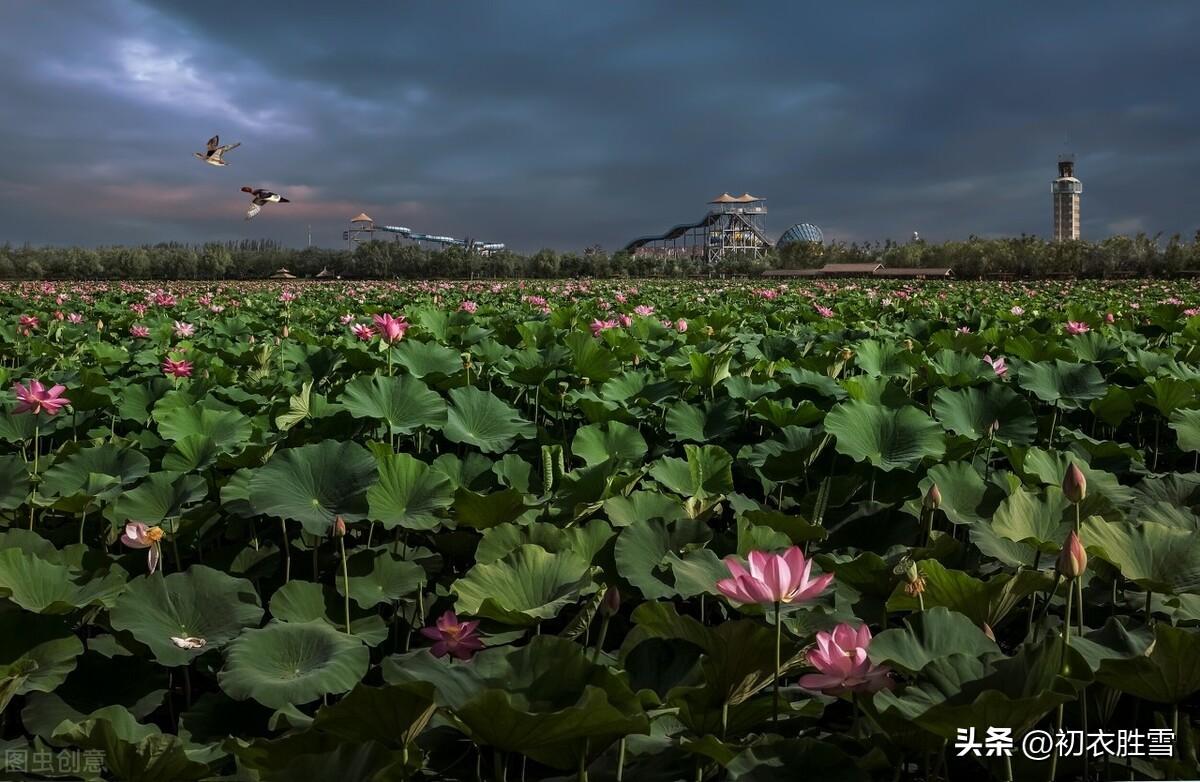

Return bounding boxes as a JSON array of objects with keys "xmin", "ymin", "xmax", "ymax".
[
  {"xmin": 623, "ymin": 193, "xmax": 776, "ymax": 263},
  {"xmin": 344, "ymin": 213, "xmax": 505, "ymax": 254}
]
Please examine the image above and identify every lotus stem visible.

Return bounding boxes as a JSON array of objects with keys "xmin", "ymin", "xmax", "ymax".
[
  {"xmin": 281, "ymin": 518, "xmax": 291, "ymax": 583},
  {"xmin": 773, "ymin": 600, "xmax": 782, "ymax": 725},
  {"xmin": 1049, "ymin": 579, "xmax": 1074, "ymax": 781},
  {"xmin": 578, "ymin": 737, "xmax": 589, "ymax": 782},
  {"xmin": 28, "ymin": 422, "xmax": 40, "ymax": 529},
  {"xmin": 494, "ymin": 749, "xmax": 506, "ymax": 782},
  {"xmin": 1145, "ymin": 589, "xmax": 1153, "ymax": 625},
  {"xmin": 592, "ymin": 613, "xmax": 611, "ymax": 662},
  {"xmin": 338, "ymin": 533, "xmax": 351, "ymax": 634},
  {"xmin": 616, "ymin": 738, "xmax": 626, "ymax": 782},
  {"xmin": 78, "ymin": 509, "xmax": 87, "ymax": 545}
]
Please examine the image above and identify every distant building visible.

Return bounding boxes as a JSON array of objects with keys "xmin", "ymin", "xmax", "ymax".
[{"xmin": 1052, "ymin": 157, "xmax": 1082, "ymax": 241}]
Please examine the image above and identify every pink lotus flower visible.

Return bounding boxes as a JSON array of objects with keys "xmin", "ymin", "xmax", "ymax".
[
  {"xmin": 634, "ymin": 305, "xmax": 654, "ymax": 317},
  {"xmin": 17, "ymin": 315, "xmax": 38, "ymax": 335},
  {"xmin": 459, "ymin": 300, "xmax": 478, "ymax": 314},
  {"xmin": 120, "ymin": 522, "xmax": 164, "ymax": 574},
  {"xmin": 956, "ymin": 326, "xmax": 972, "ymax": 334},
  {"xmin": 373, "ymin": 313, "xmax": 409, "ymax": 344},
  {"xmin": 1065, "ymin": 321, "xmax": 1091, "ymax": 335},
  {"xmin": 983, "ymin": 354, "xmax": 1008, "ymax": 378},
  {"xmin": 173, "ymin": 321, "xmax": 195, "ymax": 338},
  {"xmin": 12, "ymin": 380, "xmax": 71, "ymax": 416},
  {"xmin": 129, "ymin": 303, "xmax": 148, "ymax": 317},
  {"xmin": 1105, "ymin": 313, "xmax": 1115, "ymax": 323},
  {"xmin": 351, "ymin": 323, "xmax": 376, "ymax": 341},
  {"xmin": 129, "ymin": 324, "xmax": 150, "ymax": 339},
  {"xmin": 1010, "ymin": 306, "xmax": 1025, "ymax": 316},
  {"xmin": 340, "ymin": 313, "xmax": 355, "ymax": 325},
  {"xmin": 716, "ymin": 547, "xmax": 834, "ymax": 605},
  {"xmin": 162, "ymin": 358, "xmax": 194, "ymax": 378},
  {"xmin": 676, "ymin": 319, "xmax": 688, "ymax": 332},
  {"xmin": 420, "ymin": 610, "xmax": 485, "ymax": 660},
  {"xmin": 815, "ymin": 305, "xmax": 834, "ymax": 319},
  {"xmin": 154, "ymin": 292, "xmax": 176, "ymax": 308},
  {"xmin": 798, "ymin": 623, "xmax": 893, "ymax": 695},
  {"xmin": 590, "ymin": 318, "xmax": 618, "ymax": 337},
  {"xmin": 67, "ymin": 313, "xmax": 84, "ymax": 324},
  {"xmin": 279, "ymin": 291, "xmax": 298, "ymax": 303},
  {"xmin": 618, "ymin": 314, "xmax": 633, "ymax": 328}
]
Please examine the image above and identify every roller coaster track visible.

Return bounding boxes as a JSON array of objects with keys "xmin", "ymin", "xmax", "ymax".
[{"xmin": 623, "ymin": 211, "xmax": 773, "ymax": 251}]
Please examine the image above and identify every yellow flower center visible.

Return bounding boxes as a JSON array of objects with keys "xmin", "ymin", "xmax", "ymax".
[{"xmin": 146, "ymin": 527, "xmax": 165, "ymax": 543}]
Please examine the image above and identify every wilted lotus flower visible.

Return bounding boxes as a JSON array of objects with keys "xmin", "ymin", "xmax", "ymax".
[
  {"xmin": 1056, "ymin": 529, "xmax": 1088, "ymax": 579},
  {"xmin": 1063, "ymin": 463, "xmax": 1086, "ymax": 504},
  {"xmin": 798, "ymin": 623, "xmax": 893, "ymax": 695},
  {"xmin": 716, "ymin": 547, "xmax": 833, "ymax": 605},
  {"xmin": 170, "ymin": 636, "xmax": 207, "ymax": 650},
  {"xmin": 420, "ymin": 610, "xmax": 485, "ymax": 660},
  {"xmin": 12, "ymin": 380, "xmax": 71, "ymax": 416},
  {"xmin": 121, "ymin": 522, "xmax": 164, "ymax": 574}
]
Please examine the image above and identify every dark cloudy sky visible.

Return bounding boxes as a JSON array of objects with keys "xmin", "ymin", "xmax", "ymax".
[{"xmin": 1, "ymin": 1, "xmax": 1197, "ymax": 253}]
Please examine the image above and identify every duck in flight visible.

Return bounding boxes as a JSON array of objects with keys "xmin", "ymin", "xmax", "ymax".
[
  {"xmin": 194, "ymin": 135, "xmax": 241, "ymax": 167},
  {"xmin": 241, "ymin": 187, "xmax": 290, "ymax": 220}
]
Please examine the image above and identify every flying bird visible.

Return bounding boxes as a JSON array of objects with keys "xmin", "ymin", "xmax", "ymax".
[
  {"xmin": 241, "ymin": 186, "xmax": 290, "ymax": 220},
  {"xmin": 194, "ymin": 135, "xmax": 241, "ymax": 166}
]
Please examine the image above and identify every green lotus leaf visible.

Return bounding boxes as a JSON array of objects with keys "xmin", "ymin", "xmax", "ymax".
[
  {"xmin": 912, "ymin": 461, "xmax": 998, "ymax": 526},
  {"xmin": 1169, "ymin": 408, "xmax": 1200, "ymax": 453},
  {"xmin": 107, "ymin": 471, "xmax": 208, "ymax": 524},
  {"xmin": 990, "ymin": 486, "xmax": 1075, "ymax": 553},
  {"xmin": 235, "ymin": 734, "xmax": 412, "ymax": 782},
  {"xmin": 37, "ymin": 443, "xmax": 149, "ymax": 505},
  {"xmin": 384, "ymin": 636, "xmax": 648, "ymax": 770},
  {"xmin": 856, "ymin": 339, "xmax": 915, "ymax": 377},
  {"xmin": 615, "ymin": 516, "xmax": 715, "ymax": 600},
  {"xmin": 649, "ymin": 444, "xmax": 734, "ymax": 498},
  {"xmin": 1017, "ymin": 360, "xmax": 1107, "ymax": 409},
  {"xmin": 664, "ymin": 399, "xmax": 741, "ymax": 443},
  {"xmin": 571, "ymin": 421, "xmax": 648, "ymax": 467},
  {"xmin": 869, "ymin": 607, "xmax": 1001, "ymax": 674},
  {"xmin": 250, "ymin": 440, "xmax": 378, "ymax": 535},
  {"xmin": 337, "ymin": 547, "xmax": 425, "ymax": 609},
  {"xmin": 1094, "ymin": 623, "xmax": 1200, "ymax": 703},
  {"xmin": 1068, "ymin": 617, "xmax": 1156, "ymax": 674},
  {"xmin": 0, "ymin": 454, "xmax": 29, "ymax": 510},
  {"xmin": 109, "ymin": 565, "xmax": 264, "ymax": 667},
  {"xmin": 392, "ymin": 339, "xmax": 464, "ymax": 378},
  {"xmin": 52, "ymin": 709, "xmax": 211, "ymax": 781},
  {"xmin": 0, "ymin": 549, "xmax": 125, "ymax": 614},
  {"xmin": 825, "ymin": 400, "xmax": 945, "ymax": 471},
  {"xmin": 268, "ymin": 580, "xmax": 389, "ymax": 645},
  {"xmin": 475, "ymin": 520, "xmax": 613, "ymax": 565},
  {"xmin": 1019, "ymin": 448, "xmax": 1136, "ymax": 507},
  {"xmin": 443, "ymin": 386, "xmax": 534, "ymax": 454},
  {"xmin": 932, "ymin": 384, "xmax": 1037, "ymax": 445},
  {"xmin": 1081, "ymin": 516, "xmax": 1200, "ymax": 595},
  {"xmin": 218, "ymin": 620, "xmax": 369, "ymax": 709},
  {"xmin": 723, "ymin": 737, "xmax": 868, "ymax": 782},
  {"xmin": 161, "ymin": 434, "xmax": 220, "ymax": 473},
  {"xmin": 339, "ymin": 373, "xmax": 447, "ymax": 435},
  {"xmin": 311, "ymin": 681, "xmax": 437, "ymax": 750},
  {"xmin": 452, "ymin": 544, "xmax": 598, "ymax": 626},
  {"xmin": 367, "ymin": 453, "xmax": 454, "ymax": 531},
  {"xmin": 452, "ymin": 486, "xmax": 530, "ymax": 529},
  {"xmin": 154, "ymin": 399, "xmax": 252, "ymax": 453},
  {"xmin": 0, "ymin": 614, "xmax": 83, "ymax": 704},
  {"xmin": 885, "ymin": 559, "xmax": 1052, "ymax": 627}
]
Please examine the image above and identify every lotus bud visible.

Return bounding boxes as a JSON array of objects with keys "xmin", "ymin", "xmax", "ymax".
[
  {"xmin": 333, "ymin": 515, "xmax": 347, "ymax": 538},
  {"xmin": 923, "ymin": 483, "xmax": 942, "ymax": 510},
  {"xmin": 96, "ymin": 319, "xmax": 105, "ymax": 332},
  {"xmin": 281, "ymin": 325, "xmax": 289, "ymax": 338},
  {"xmin": 839, "ymin": 347, "xmax": 854, "ymax": 363},
  {"xmin": 600, "ymin": 586, "xmax": 620, "ymax": 617},
  {"xmin": 1063, "ymin": 464, "xmax": 1086, "ymax": 504},
  {"xmin": 989, "ymin": 420, "xmax": 1001, "ymax": 436},
  {"xmin": 1056, "ymin": 529, "xmax": 1087, "ymax": 579},
  {"xmin": 558, "ymin": 381, "xmax": 569, "ymax": 394},
  {"xmin": 983, "ymin": 623, "xmax": 996, "ymax": 642}
]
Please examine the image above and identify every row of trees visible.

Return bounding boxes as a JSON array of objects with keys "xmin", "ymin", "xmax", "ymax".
[{"xmin": 2, "ymin": 232, "xmax": 1199, "ymax": 280}]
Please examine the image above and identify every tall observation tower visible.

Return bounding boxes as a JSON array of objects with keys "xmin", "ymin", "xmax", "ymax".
[{"xmin": 1052, "ymin": 156, "xmax": 1082, "ymax": 242}]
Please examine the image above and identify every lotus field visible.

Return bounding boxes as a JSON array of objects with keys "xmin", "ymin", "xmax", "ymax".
[{"xmin": 6, "ymin": 277, "xmax": 1200, "ymax": 781}]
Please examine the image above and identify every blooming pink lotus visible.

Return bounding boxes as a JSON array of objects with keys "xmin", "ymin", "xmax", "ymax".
[
  {"xmin": 18, "ymin": 315, "xmax": 39, "ymax": 335},
  {"xmin": 1105, "ymin": 313, "xmax": 1115, "ymax": 323},
  {"xmin": 459, "ymin": 300, "xmax": 478, "ymax": 314},
  {"xmin": 1010, "ymin": 305, "xmax": 1025, "ymax": 316},
  {"xmin": 351, "ymin": 323, "xmax": 376, "ymax": 341},
  {"xmin": 798, "ymin": 623, "xmax": 893, "ymax": 695},
  {"xmin": 121, "ymin": 522, "xmax": 164, "ymax": 574},
  {"xmin": 162, "ymin": 358, "xmax": 194, "ymax": 378},
  {"xmin": 983, "ymin": 354, "xmax": 1008, "ymax": 378},
  {"xmin": 676, "ymin": 319, "xmax": 688, "ymax": 332},
  {"xmin": 373, "ymin": 313, "xmax": 409, "ymax": 344},
  {"xmin": 618, "ymin": 314, "xmax": 633, "ymax": 328},
  {"xmin": 67, "ymin": 313, "xmax": 84, "ymax": 324},
  {"xmin": 340, "ymin": 313, "xmax": 355, "ymax": 325},
  {"xmin": 590, "ymin": 318, "xmax": 617, "ymax": 337},
  {"xmin": 173, "ymin": 320, "xmax": 195, "ymax": 338},
  {"xmin": 1065, "ymin": 321, "xmax": 1091, "ymax": 335},
  {"xmin": 12, "ymin": 380, "xmax": 71, "ymax": 416},
  {"xmin": 420, "ymin": 610, "xmax": 485, "ymax": 660},
  {"xmin": 815, "ymin": 305, "xmax": 834, "ymax": 318},
  {"xmin": 716, "ymin": 547, "xmax": 833, "ymax": 605},
  {"xmin": 634, "ymin": 305, "xmax": 654, "ymax": 317},
  {"xmin": 129, "ymin": 325, "xmax": 150, "ymax": 339}
]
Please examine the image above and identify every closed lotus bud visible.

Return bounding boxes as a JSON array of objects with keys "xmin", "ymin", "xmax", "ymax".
[
  {"xmin": 1056, "ymin": 530, "xmax": 1087, "ymax": 579},
  {"xmin": 983, "ymin": 623, "xmax": 996, "ymax": 642},
  {"xmin": 600, "ymin": 587, "xmax": 620, "ymax": 617},
  {"xmin": 989, "ymin": 420, "xmax": 1001, "ymax": 435},
  {"xmin": 1063, "ymin": 464, "xmax": 1086, "ymax": 504},
  {"xmin": 333, "ymin": 515, "xmax": 347, "ymax": 538},
  {"xmin": 281, "ymin": 325, "xmax": 290, "ymax": 338},
  {"xmin": 923, "ymin": 483, "xmax": 943, "ymax": 510},
  {"xmin": 96, "ymin": 319, "xmax": 105, "ymax": 332}
]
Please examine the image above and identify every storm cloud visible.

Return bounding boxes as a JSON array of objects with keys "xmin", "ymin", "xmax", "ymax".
[{"xmin": 1, "ymin": 1, "xmax": 1197, "ymax": 252}]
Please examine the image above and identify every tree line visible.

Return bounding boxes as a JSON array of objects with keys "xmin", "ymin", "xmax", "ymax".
[{"xmin": 2, "ymin": 232, "xmax": 1199, "ymax": 280}]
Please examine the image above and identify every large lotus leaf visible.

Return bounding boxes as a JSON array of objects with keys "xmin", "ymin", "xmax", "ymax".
[
  {"xmin": 367, "ymin": 453, "xmax": 454, "ymax": 531},
  {"xmin": 250, "ymin": 440, "xmax": 378, "ymax": 535},
  {"xmin": 311, "ymin": 682, "xmax": 437, "ymax": 750},
  {"xmin": 1070, "ymin": 617, "xmax": 1156, "ymax": 673},
  {"xmin": 649, "ymin": 444, "xmax": 735, "ymax": 498},
  {"xmin": 1017, "ymin": 359, "xmax": 1107, "ymax": 409},
  {"xmin": 868, "ymin": 607, "xmax": 1001, "ymax": 674},
  {"xmin": 885, "ymin": 559, "xmax": 1052, "ymax": 627},
  {"xmin": 0, "ymin": 455, "xmax": 29, "ymax": 510},
  {"xmin": 338, "ymin": 373, "xmax": 446, "ymax": 435},
  {"xmin": 338, "ymin": 547, "xmax": 425, "ymax": 609},
  {"xmin": 160, "ymin": 435, "xmax": 220, "ymax": 473},
  {"xmin": 268, "ymin": 580, "xmax": 389, "ymax": 645},
  {"xmin": 52, "ymin": 710, "xmax": 211, "ymax": 781},
  {"xmin": 1019, "ymin": 448, "xmax": 1136, "ymax": 507},
  {"xmin": 855, "ymin": 339, "xmax": 915, "ymax": 378},
  {"xmin": 723, "ymin": 738, "xmax": 868, "ymax": 782},
  {"xmin": 615, "ymin": 516, "xmax": 714, "ymax": 600},
  {"xmin": 443, "ymin": 386, "xmax": 534, "ymax": 454},
  {"xmin": 0, "ymin": 549, "xmax": 124, "ymax": 614},
  {"xmin": 235, "ymin": 735, "xmax": 412, "ymax": 782},
  {"xmin": 218, "ymin": 620, "xmax": 369, "ymax": 709},
  {"xmin": 475, "ymin": 520, "xmax": 613, "ymax": 565},
  {"xmin": 154, "ymin": 400, "xmax": 252, "ymax": 453},
  {"xmin": 1095, "ymin": 623, "xmax": 1200, "ymax": 703},
  {"xmin": 0, "ymin": 614, "xmax": 83, "ymax": 701},
  {"xmin": 106, "ymin": 471, "xmax": 208, "ymax": 525},
  {"xmin": 1081, "ymin": 516, "xmax": 1200, "ymax": 595},
  {"xmin": 451, "ymin": 487, "xmax": 530, "ymax": 529},
  {"xmin": 385, "ymin": 636, "xmax": 649, "ymax": 770},
  {"xmin": 1169, "ymin": 408, "xmax": 1200, "ymax": 453},
  {"xmin": 571, "ymin": 421, "xmax": 648, "ymax": 467},
  {"xmin": 392, "ymin": 339, "xmax": 464, "ymax": 378},
  {"xmin": 990, "ymin": 486, "xmax": 1075, "ymax": 553},
  {"xmin": 932, "ymin": 384, "xmax": 1037, "ymax": 445},
  {"xmin": 451, "ymin": 544, "xmax": 598, "ymax": 626},
  {"xmin": 664, "ymin": 399, "xmax": 741, "ymax": 443},
  {"xmin": 566, "ymin": 331, "xmax": 621, "ymax": 383},
  {"xmin": 604, "ymin": 491, "xmax": 688, "ymax": 528},
  {"xmin": 911, "ymin": 461, "xmax": 998, "ymax": 526},
  {"xmin": 109, "ymin": 565, "xmax": 264, "ymax": 667},
  {"xmin": 37, "ymin": 444, "xmax": 149, "ymax": 504},
  {"xmin": 825, "ymin": 400, "xmax": 945, "ymax": 471}
]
